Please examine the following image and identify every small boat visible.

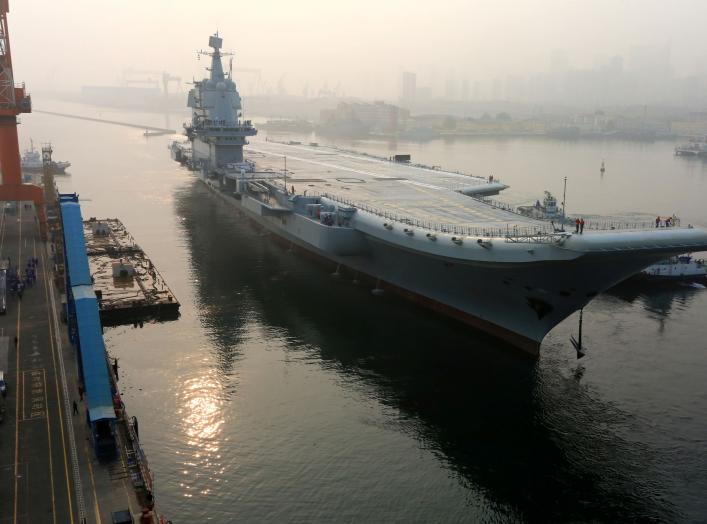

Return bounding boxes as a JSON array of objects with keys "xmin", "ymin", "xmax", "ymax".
[
  {"xmin": 674, "ymin": 136, "xmax": 707, "ymax": 157},
  {"xmin": 21, "ymin": 140, "xmax": 71, "ymax": 174},
  {"xmin": 600, "ymin": 160, "xmax": 605, "ymax": 174},
  {"xmin": 640, "ymin": 254, "xmax": 707, "ymax": 281}
]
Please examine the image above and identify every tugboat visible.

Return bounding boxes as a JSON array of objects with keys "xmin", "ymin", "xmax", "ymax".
[
  {"xmin": 21, "ymin": 140, "xmax": 71, "ymax": 173},
  {"xmin": 640, "ymin": 254, "xmax": 707, "ymax": 282},
  {"xmin": 517, "ymin": 191, "xmax": 560, "ymax": 220}
]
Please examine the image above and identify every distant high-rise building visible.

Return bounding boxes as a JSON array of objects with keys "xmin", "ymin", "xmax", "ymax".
[
  {"xmin": 473, "ymin": 81, "xmax": 481, "ymax": 101},
  {"xmin": 461, "ymin": 79, "xmax": 470, "ymax": 102},
  {"xmin": 628, "ymin": 44, "xmax": 673, "ymax": 104},
  {"xmin": 505, "ymin": 75, "xmax": 525, "ymax": 102},
  {"xmin": 401, "ymin": 71, "xmax": 417, "ymax": 106},
  {"xmin": 608, "ymin": 55, "xmax": 624, "ymax": 74},
  {"xmin": 416, "ymin": 87, "xmax": 432, "ymax": 103},
  {"xmin": 277, "ymin": 75, "xmax": 288, "ymax": 96},
  {"xmin": 444, "ymin": 70, "xmax": 458, "ymax": 100},
  {"xmin": 492, "ymin": 78, "xmax": 502, "ymax": 100},
  {"xmin": 628, "ymin": 44, "xmax": 670, "ymax": 76},
  {"xmin": 550, "ymin": 49, "xmax": 569, "ymax": 72}
]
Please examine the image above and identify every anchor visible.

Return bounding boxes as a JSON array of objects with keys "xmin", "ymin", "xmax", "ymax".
[{"xmin": 570, "ymin": 308, "xmax": 586, "ymax": 359}]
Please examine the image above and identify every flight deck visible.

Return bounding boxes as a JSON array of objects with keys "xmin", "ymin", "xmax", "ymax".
[{"xmin": 247, "ymin": 139, "xmax": 551, "ymax": 234}]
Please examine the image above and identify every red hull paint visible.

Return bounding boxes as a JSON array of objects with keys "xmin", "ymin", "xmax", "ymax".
[{"xmin": 380, "ymin": 281, "xmax": 541, "ymax": 357}]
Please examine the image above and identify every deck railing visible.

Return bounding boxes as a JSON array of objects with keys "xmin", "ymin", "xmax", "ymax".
[
  {"xmin": 469, "ymin": 196, "xmax": 682, "ymax": 232},
  {"xmin": 468, "ymin": 195, "xmax": 526, "ymax": 216},
  {"xmin": 310, "ymin": 191, "xmax": 686, "ymax": 241},
  {"xmin": 317, "ymin": 192, "xmax": 559, "ymax": 240},
  {"xmin": 583, "ymin": 218, "xmax": 681, "ymax": 230}
]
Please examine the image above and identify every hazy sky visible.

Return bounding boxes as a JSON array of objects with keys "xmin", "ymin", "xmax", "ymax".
[{"xmin": 10, "ymin": 0, "xmax": 707, "ymax": 99}]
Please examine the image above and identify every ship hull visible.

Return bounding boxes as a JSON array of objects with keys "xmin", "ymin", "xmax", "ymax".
[{"xmin": 197, "ymin": 177, "xmax": 669, "ymax": 356}]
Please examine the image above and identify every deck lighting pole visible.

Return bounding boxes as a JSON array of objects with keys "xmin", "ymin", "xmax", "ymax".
[{"xmin": 562, "ymin": 176, "xmax": 567, "ymax": 220}]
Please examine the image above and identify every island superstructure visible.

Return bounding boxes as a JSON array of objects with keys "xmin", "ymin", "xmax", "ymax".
[{"xmin": 171, "ymin": 34, "xmax": 707, "ymax": 355}]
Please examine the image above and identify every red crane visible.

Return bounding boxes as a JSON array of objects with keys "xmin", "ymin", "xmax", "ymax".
[{"xmin": 0, "ymin": 0, "xmax": 46, "ymax": 236}]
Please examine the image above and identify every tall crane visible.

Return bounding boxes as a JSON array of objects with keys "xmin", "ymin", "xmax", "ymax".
[
  {"xmin": 0, "ymin": 0, "xmax": 46, "ymax": 236},
  {"xmin": 122, "ymin": 69, "xmax": 183, "ymax": 100},
  {"xmin": 231, "ymin": 65, "xmax": 262, "ymax": 95},
  {"xmin": 161, "ymin": 72, "xmax": 181, "ymax": 101}
]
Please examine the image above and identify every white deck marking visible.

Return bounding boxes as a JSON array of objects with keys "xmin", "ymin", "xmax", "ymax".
[{"xmin": 247, "ymin": 141, "xmax": 543, "ymax": 229}]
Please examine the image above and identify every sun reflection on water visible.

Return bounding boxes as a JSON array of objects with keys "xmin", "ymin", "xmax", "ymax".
[
  {"xmin": 184, "ymin": 380, "xmax": 224, "ymax": 443},
  {"xmin": 176, "ymin": 371, "xmax": 227, "ymax": 498}
]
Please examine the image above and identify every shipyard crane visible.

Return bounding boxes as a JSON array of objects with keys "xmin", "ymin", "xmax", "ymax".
[
  {"xmin": 124, "ymin": 78, "xmax": 160, "ymax": 89},
  {"xmin": 123, "ymin": 68, "xmax": 183, "ymax": 99},
  {"xmin": 231, "ymin": 65, "xmax": 262, "ymax": 95},
  {"xmin": 0, "ymin": 0, "xmax": 46, "ymax": 235},
  {"xmin": 161, "ymin": 72, "xmax": 181, "ymax": 100}
]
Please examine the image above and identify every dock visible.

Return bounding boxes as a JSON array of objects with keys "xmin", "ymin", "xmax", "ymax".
[
  {"xmin": 0, "ymin": 198, "xmax": 164, "ymax": 523},
  {"xmin": 83, "ymin": 218, "xmax": 179, "ymax": 326},
  {"xmin": 0, "ymin": 5, "xmax": 165, "ymax": 521}
]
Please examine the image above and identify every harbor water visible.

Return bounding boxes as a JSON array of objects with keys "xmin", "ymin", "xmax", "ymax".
[{"xmin": 27, "ymin": 103, "xmax": 707, "ymax": 522}]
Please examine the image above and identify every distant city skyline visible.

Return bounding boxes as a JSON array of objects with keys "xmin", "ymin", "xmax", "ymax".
[
  {"xmin": 396, "ymin": 44, "xmax": 705, "ymax": 109},
  {"xmin": 12, "ymin": 0, "xmax": 707, "ymax": 111}
]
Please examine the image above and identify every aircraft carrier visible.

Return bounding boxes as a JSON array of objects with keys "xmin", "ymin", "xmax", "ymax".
[{"xmin": 171, "ymin": 34, "xmax": 707, "ymax": 355}]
